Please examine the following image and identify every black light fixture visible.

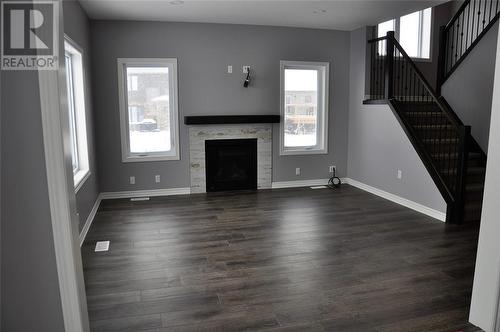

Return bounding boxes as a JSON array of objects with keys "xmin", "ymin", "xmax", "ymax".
[{"xmin": 243, "ymin": 68, "xmax": 251, "ymax": 88}]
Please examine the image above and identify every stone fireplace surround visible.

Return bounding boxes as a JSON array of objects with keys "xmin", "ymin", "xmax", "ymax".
[{"xmin": 188, "ymin": 124, "xmax": 272, "ymax": 193}]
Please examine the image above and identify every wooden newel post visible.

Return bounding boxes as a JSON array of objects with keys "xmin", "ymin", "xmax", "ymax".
[
  {"xmin": 385, "ymin": 31, "xmax": 395, "ymax": 99},
  {"xmin": 453, "ymin": 125, "xmax": 471, "ymax": 224}
]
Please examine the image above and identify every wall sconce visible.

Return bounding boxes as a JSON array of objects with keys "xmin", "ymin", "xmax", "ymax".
[{"xmin": 243, "ymin": 68, "xmax": 251, "ymax": 88}]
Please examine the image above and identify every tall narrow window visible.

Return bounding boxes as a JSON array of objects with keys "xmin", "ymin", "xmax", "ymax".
[
  {"xmin": 378, "ymin": 7, "xmax": 432, "ymax": 59},
  {"xmin": 280, "ymin": 61, "xmax": 329, "ymax": 155},
  {"xmin": 117, "ymin": 58, "xmax": 180, "ymax": 162},
  {"xmin": 64, "ymin": 37, "xmax": 90, "ymax": 192}
]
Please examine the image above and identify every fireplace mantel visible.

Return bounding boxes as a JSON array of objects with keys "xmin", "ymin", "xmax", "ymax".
[{"xmin": 184, "ymin": 115, "xmax": 280, "ymax": 125}]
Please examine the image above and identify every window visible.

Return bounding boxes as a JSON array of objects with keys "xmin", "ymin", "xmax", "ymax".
[
  {"xmin": 64, "ymin": 37, "xmax": 90, "ymax": 192},
  {"xmin": 280, "ymin": 61, "xmax": 329, "ymax": 155},
  {"xmin": 378, "ymin": 7, "xmax": 432, "ymax": 59},
  {"xmin": 117, "ymin": 58, "xmax": 180, "ymax": 162}
]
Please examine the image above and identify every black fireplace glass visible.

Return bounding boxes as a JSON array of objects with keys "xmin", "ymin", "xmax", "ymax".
[{"xmin": 205, "ymin": 139, "xmax": 257, "ymax": 192}]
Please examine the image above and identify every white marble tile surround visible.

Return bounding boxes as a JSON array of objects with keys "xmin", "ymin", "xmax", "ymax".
[{"xmin": 189, "ymin": 124, "xmax": 272, "ymax": 193}]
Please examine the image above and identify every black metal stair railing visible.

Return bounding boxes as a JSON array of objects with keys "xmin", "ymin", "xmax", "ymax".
[
  {"xmin": 367, "ymin": 31, "xmax": 471, "ymax": 224},
  {"xmin": 438, "ymin": 0, "xmax": 500, "ymax": 86}
]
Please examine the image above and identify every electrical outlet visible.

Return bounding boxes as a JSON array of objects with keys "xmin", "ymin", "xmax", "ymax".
[
  {"xmin": 129, "ymin": 176, "xmax": 135, "ymax": 185},
  {"xmin": 227, "ymin": 65, "xmax": 232, "ymax": 73},
  {"xmin": 155, "ymin": 175, "xmax": 161, "ymax": 183},
  {"xmin": 243, "ymin": 66, "xmax": 250, "ymax": 73},
  {"xmin": 397, "ymin": 170, "xmax": 402, "ymax": 179},
  {"xmin": 329, "ymin": 165, "xmax": 336, "ymax": 173},
  {"xmin": 295, "ymin": 167, "xmax": 301, "ymax": 176}
]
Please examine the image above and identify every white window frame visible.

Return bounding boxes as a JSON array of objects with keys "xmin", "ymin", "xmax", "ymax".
[
  {"xmin": 377, "ymin": 7, "xmax": 433, "ymax": 61},
  {"xmin": 279, "ymin": 60, "xmax": 329, "ymax": 156},
  {"xmin": 64, "ymin": 36, "xmax": 90, "ymax": 193},
  {"xmin": 117, "ymin": 58, "xmax": 180, "ymax": 162}
]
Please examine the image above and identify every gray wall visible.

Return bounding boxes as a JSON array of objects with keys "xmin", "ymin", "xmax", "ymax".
[
  {"xmin": 347, "ymin": 27, "xmax": 447, "ymax": 213},
  {"xmin": 1, "ymin": 18, "xmax": 65, "ymax": 332},
  {"xmin": 469, "ymin": 25, "xmax": 500, "ymax": 331},
  {"xmin": 90, "ymin": 21, "xmax": 350, "ymax": 192},
  {"xmin": 442, "ymin": 22, "xmax": 499, "ymax": 152},
  {"xmin": 63, "ymin": 0, "xmax": 100, "ymax": 232}
]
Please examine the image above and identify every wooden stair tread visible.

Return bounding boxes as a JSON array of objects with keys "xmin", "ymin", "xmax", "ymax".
[{"xmin": 466, "ymin": 183, "xmax": 484, "ymax": 192}]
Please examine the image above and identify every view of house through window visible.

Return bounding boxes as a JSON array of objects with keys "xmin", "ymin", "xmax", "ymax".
[
  {"xmin": 118, "ymin": 59, "xmax": 180, "ymax": 162},
  {"xmin": 378, "ymin": 7, "xmax": 432, "ymax": 59},
  {"xmin": 64, "ymin": 38, "xmax": 90, "ymax": 191},
  {"xmin": 126, "ymin": 67, "xmax": 171, "ymax": 154},
  {"xmin": 280, "ymin": 61, "xmax": 329, "ymax": 155},
  {"xmin": 284, "ymin": 69, "xmax": 318, "ymax": 147}
]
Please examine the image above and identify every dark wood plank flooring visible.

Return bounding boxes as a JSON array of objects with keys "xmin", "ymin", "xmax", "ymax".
[{"xmin": 82, "ymin": 185, "xmax": 482, "ymax": 332}]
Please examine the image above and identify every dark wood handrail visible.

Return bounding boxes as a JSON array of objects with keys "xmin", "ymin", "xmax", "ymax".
[
  {"xmin": 439, "ymin": 0, "xmax": 500, "ymax": 85},
  {"xmin": 391, "ymin": 38, "xmax": 464, "ymax": 131},
  {"xmin": 445, "ymin": 0, "xmax": 471, "ymax": 30},
  {"xmin": 443, "ymin": 13, "xmax": 500, "ymax": 81},
  {"xmin": 367, "ymin": 36, "xmax": 388, "ymax": 43},
  {"xmin": 366, "ymin": 31, "xmax": 472, "ymax": 223},
  {"xmin": 388, "ymin": 100, "xmax": 456, "ymax": 203},
  {"xmin": 371, "ymin": 35, "xmax": 464, "ymax": 131}
]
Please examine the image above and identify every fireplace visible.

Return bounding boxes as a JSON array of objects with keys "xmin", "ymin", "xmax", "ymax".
[{"xmin": 205, "ymin": 138, "xmax": 257, "ymax": 192}]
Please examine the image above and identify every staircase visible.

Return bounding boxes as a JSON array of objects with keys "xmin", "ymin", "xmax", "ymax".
[{"xmin": 364, "ymin": 0, "xmax": 498, "ymax": 224}]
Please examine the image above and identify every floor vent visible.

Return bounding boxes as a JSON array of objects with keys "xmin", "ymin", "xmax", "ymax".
[{"xmin": 95, "ymin": 241, "xmax": 110, "ymax": 252}]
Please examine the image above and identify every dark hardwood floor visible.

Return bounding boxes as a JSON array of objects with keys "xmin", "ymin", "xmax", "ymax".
[{"xmin": 82, "ymin": 185, "xmax": 482, "ymax": 332}]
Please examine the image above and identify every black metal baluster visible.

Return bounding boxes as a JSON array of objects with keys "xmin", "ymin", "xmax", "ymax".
[
  {"xmin": 483, "ymin": 0, "xmax": 488, "ymax": 29},
  {"xmin": 370, "ymin": 43, "xmax": 374, "ymax": 97},
  {"xmin": 466, "ymin": 1, "xmax": 471, "ymax": 53},
  {"xmin": 460, "ymin": 11, "xmax": 465, "ymax": 57},
  {"xmin": 477, "ymin": 0, "xmax": 482, "ymax": 40},
  {"xmin": 451, "ymin": 23, "xmax": 456, "ymax": 69},
  {"xmin": 396, "ymin": 50, "xmax": 400, "ymax": 100},
  {"xmin": 472, "ymin": 0, "xmax": 477, "ymax": 43},
  {"xmin": 455, "ymin": 20, "xmax": 460, "ymax": 66}
]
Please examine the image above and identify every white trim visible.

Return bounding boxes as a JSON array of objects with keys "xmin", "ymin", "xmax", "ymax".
[
  {"xmin": 74, "ymin": 170, "xmax": 90, "ymax": 194},
  {"xmin": 38, "ymin": 2, "xmax": 88, "ymax": 328},
  {"xmin": 64, "ymin": 36, "xmax": 90, "ymax": 189},
  {"xmin": 117, "ymin": 58, "xmax": 180, "ymax": 163},
  {"xmin": 100, "ymin": 187, "xmax": 191, "ymax": 200},
  {"xmin": 272, "ymin": 178, "xmax": 337, "ymax": 189},
  {"xmin": 344, "ymin": 178, "xmax": 446, "ymax": 222},
  {"xmin": 78, "ymin": 196, "xmax": 101, "ymax": 247},
  {"xmin": 279, "ymin": 60, "xmax": 329, "ymax": 156}
]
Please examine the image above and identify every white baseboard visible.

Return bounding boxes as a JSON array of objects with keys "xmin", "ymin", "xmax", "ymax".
[
  {"xmin": 79, "ymin": 196, "xmax": 101, "ymax": 247},
  {"xmin": 100, "ymin": 187, "xmax": 191, "ymax": 200},
  {"xmin": 271, "ymin": 178, "xmax": 349, "ymax": 189},
  {"xmin": 344, "ymin": 178, "xmax": 446, "ymax": 222}
]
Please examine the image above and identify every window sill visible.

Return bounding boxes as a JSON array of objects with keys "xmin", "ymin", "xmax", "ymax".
[
  {"xmin": 122, "ymin": 154, "xmax": 180, "ymax": 163},
  {"xmin": 74, "ymin": 169, "xmax": 91, "ymax": 193},
  {"xmin": 411, "ymin": 57, "xmax": 432, "ymax": 63},
  {"xmin": 280, "ymin": 148, "xmax": 328, "ymax": 156}
]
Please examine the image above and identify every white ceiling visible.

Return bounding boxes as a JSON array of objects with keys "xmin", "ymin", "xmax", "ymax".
[{"xmin": 78, "ymin": 0, "xmax": 447, "ymax": 31}]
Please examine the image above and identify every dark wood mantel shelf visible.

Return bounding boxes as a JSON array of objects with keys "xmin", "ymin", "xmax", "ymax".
[{"xmin": 184, "ymin": 115, "xmax": 280, "ymax": 125}]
